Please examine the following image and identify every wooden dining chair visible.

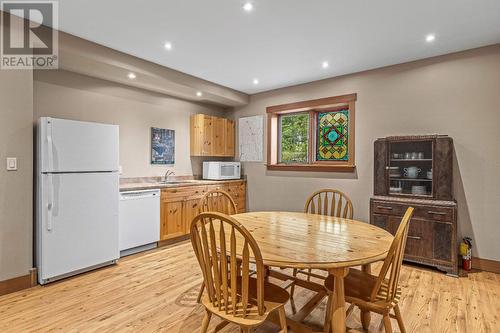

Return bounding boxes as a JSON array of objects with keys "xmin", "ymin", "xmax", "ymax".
[
  {"xmin": 199, "ymin": 189, "xmax": 238, "ymax": 215},
  {"xmin": 191, "ymin": 212, "xmax": 289, "ymax": 333},
  {"xmin": 290, "ymin": 189, "xmax": 354, "ymax": 298},
  {"xmin": 304, "ymin": 189, "xmax": 354, "ymax": 218},
  {"xmin": 323, "ymin": 207, "xmax": 414, "ymax": 333},
  {"xmin": 196, "ymin": 189, "xmax": 238, "ymax": 303}
]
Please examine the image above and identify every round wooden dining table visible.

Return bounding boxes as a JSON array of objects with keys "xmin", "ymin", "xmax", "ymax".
[{"xmin": 231, "ymin": 211, "xmax": 394, "ymax": 333}]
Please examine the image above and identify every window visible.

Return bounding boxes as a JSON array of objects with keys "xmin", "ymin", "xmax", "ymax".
[
  {"xmin": 279, "ymin": 113, "xmax": 309, "ymax": 163},
  {"xmin": 267, "ymin": 94, "xmax": 356, "ymax": 172}
]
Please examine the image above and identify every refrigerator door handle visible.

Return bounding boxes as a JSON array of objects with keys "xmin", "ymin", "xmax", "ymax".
[
  {"xmin": 47, "ymin": 120, "xmax": 54, "ymax": 171},
  {"xmin": 47, "ymin": 174, "xmax": 54, "ymax": 231}
]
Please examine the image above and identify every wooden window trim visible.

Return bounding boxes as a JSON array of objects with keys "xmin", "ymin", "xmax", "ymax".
[{"xmin": 266, "ymin": 93, "xmax": 356, "ymax": 172}]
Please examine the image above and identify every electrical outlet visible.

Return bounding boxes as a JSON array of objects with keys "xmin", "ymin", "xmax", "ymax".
[{"xmin": 6, "ymin": 157, "xmax": 17, "ymax": 171}]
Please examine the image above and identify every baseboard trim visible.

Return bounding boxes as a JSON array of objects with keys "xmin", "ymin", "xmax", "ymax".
[
  {"xmin": 0, "ymin": 268, "xmax": 37, "ymax": 296},
  {"xmin": 472, "ymin": 257, "xmax": 500, "ymax": 274}
]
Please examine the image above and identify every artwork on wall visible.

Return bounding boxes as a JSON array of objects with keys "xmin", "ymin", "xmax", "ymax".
[
  {"xmin": 316, "ymin": 109, "xmax": 349, "ymax": 161},
  {"xmin": 239, "ymin": 115, "xmax": 264, "ymax": 162},
  {"xmin": 151, "ymin": 127, "xmax": 175, "ymax": 165}
]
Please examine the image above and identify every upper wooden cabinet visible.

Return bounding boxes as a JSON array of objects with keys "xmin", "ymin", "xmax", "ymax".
[{"xmin": 190, "ymin": 114, "xmax": 235, "ymax": 157}]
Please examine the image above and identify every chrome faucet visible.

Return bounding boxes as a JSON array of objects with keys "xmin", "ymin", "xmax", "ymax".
[{"xmin": 164, "ymin": 170, "xmax": 175, "ymax": 182}]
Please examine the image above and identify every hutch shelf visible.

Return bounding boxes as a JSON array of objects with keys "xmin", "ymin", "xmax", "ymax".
[{"xmin": 371, "ymin": 135, "xmax": 458, "ymax": 275}]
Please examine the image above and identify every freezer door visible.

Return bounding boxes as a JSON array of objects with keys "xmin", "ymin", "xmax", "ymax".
[
  {"xmin": 38, "ymin": 172, "xmax": 119, "ymax": 283},
  {"xmin": 39, "ymin": 117, "xmax": 119, "ymax": 173}
]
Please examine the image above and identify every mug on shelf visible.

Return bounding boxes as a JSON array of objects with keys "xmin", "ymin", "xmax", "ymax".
[
  {"xmin": 411, "ymin": 152, "xmax": 419, "ymax": 159},
  {"xmin": 427, "ymin": 169, "xmax": 433, "ymax": 179},
  {"xmin": 418, "ymin": 152, "xmax": 425, "ymax": 159},
  {"xmin": 404, "ymin": 166, "xmax": 421, "ymax": 179},
  {"xmin": 404, "ymin": 152, "xmax": 412, "ymax": 159}
]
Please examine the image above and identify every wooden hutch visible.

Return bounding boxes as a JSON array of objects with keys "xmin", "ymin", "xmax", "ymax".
[{"xmin": 370, "ymin": 135, "xmax": 458, "ymax": 275}]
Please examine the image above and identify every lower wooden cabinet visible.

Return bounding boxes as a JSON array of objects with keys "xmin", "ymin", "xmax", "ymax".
[
  {"xmin": 183, "ymin": 198, "xmax": 200, "ymax": 234},
  {"xmin": 160, "ymin": 180, "xmax": 246, "ymax": 241},
  {"xmin": 370, "ymin": 196, "xmax": 457, "ymax": 275},
  {"xmin": 160, "ymin": 200, "xmax": 184, "ymax": 240}
]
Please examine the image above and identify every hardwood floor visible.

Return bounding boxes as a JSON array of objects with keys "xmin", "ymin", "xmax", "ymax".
[{"xmin": 0, "ymin": 241, "xmax": 498, "ymax": 332}]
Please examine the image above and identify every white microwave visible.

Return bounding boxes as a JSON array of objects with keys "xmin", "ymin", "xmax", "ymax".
[{"xmin": 203, "ymin": 162, "xmax": 241, "ymax": 180}]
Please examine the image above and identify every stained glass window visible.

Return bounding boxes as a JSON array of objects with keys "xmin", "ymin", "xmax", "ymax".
[{"xmin": 316, "ymin": 110, "xmax": 349, "ymax": 161}]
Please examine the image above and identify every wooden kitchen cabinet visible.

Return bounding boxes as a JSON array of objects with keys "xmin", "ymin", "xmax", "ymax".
[
  {"xmin": 213, "ymin": 117, "xmax": 226, "ymax": 156},
  {"xmin": 159, "ymin": 180, "xmax": 246, "ymax": 242},
  {"xmin": 183, "ymin": 198, "xmax": 200, "ymax": 234},
  {"xmin": 160, "ymin": 200, "xmax": 184, "ymax": 240},
  {"xmin": 224, "ymin": 119, "xmax": 235, "ymax": 156},
  {"xmin": 190, "ymin": 114, "xmax": 235, "ymax": 157}
]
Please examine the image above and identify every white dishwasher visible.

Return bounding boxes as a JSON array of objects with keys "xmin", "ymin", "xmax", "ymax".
[{"xmin": 119, "ymin": 189, "xmax": 160, "ymax": 257}]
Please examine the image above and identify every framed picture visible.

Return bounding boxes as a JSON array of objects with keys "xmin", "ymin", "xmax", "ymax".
[{"xmin": 151, "ymin": 127, "xmax": 175, "ymax": 165}]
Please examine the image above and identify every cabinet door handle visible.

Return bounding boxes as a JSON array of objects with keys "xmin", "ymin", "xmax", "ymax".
[
  {"xmin": 172, "ymin": 208, "xmax": 178, "ymax": 214},
  {"xmin": 408, "ymin": 235, "xmax": 421, "ymax": 240},
  {"xmin": 377, "ymin": 205, "xmax": 393, "ymax": 210},
  {"xmin": 428, "ymin": 210, "xmax": 446, "ymax": 215}
]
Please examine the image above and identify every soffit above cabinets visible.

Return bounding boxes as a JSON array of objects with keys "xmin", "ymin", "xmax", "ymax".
[{"xmin": 56, "ymin": 32, "xmax": 249, "ymax": 108}]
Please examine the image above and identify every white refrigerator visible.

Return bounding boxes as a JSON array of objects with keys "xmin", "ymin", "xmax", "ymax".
[{"xmin": 37, "ymin": 117, "xmax": 120, "ymax": 284}]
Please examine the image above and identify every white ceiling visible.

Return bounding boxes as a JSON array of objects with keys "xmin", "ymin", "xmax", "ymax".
[{"xmin": 56, "ymin": 0, "xmax": 500, "ymax": 94}]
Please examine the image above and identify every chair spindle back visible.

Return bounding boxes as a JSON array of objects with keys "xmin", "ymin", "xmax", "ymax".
[
  {"xmin": 371, "ymin": 207, "xmax": 414, "ymax": 303},
  {"xmin": 304, "ymin": 189, "xmax": 354, "ymax": 219},
  {"xmin": 199, "ymin": 189, "xmax": 237, "ymax": 215},
  {"xmin": 190, "ymin": 212, "xmax": 265, "ymax": 317}
]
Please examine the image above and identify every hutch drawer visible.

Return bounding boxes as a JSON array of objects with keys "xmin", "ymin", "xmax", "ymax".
[{"xmin": 372, "ymin": 200, "xmax": 454, "ymax": 222}]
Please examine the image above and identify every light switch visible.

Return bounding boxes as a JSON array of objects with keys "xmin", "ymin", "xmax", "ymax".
[{"xmin": 6, "ymin": 157, "xmax": 17, "ymax": 171}]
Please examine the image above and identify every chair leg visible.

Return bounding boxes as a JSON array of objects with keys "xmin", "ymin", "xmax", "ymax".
[
  {"xmin": 289, "ymin": 296, "xmax": 297, "ymax": 315},
  {"xmin": 197, "ymin": 282, "xmax": 205, "ymax": 303},
  {"xmin": 307, "ymin": 268, "xmax": 312, "ymax": 281},
  {"xmin": 200, "ymin": 308, "xmax": 212, "ymax": 333},
  {"xmin": 323, "ymin": 293, "xmax": 333, "ymax": 333},
  {"xmin": 264, "ymin": 265, "xmax": 270, "ymax": 282},
  {"xmin": 213, "ymin": 320, "xmax": 230, "ymax": 332},
  {"xmin": 278, "ymin": 306, "xmax": 288, "ymax": 333},
  {"xmin": 360, "ymin": 308, "xmax": 371, "ymax": 330},
  {"xmin": 290, "ymin": 268, "xmax": 298, "ymax": 299},
  {"xmin": 394, "ymin": 305, "xmax": 406, "ymax": 333},
  {"xmin": 382, "ymin": 314, "xmax": 393, "ymax": 333}
]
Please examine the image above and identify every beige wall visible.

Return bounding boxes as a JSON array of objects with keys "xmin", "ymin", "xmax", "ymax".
[
  {"xmin": 232, "ymin": 45, "xmax": 500, "ymax": 262},
  {"xmin": 34, "ymin": 70, "xmax": 227, "ymax": 178},
  {"xmin": 0, "ymin": 69, "xmax": 34, "ymax": 281}
]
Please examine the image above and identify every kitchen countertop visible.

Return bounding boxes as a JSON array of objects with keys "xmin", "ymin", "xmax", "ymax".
[{"xmin": 120, "ymin": 178, "xmax": 246, "ymax": 192}]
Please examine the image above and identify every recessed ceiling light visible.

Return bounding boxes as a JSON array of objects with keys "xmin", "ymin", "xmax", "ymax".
[
  {"xmin": 322, "ymin": 61, "xmax": 329, "ymax": 69},
  {"xmin": 253, "ymin": 78, "xmax": 259, "ymax": 85},
  {"xmin": 196, "ymin": 91, "xmax": 203, "ymax": 97},
  {"xmin": 425, "ymin": 34, "xmax": 436, "ymax": 42},
  {"xmin": 164, "ymin": 41, "xmax": 173, "ymax": 50},
  {"xmin": 242, "ymin": 2, "xmax": 254, "ymax": 12},
  {"xmin": 127, "ymin": 72, "xmax": 136, "ymax": 79}
]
